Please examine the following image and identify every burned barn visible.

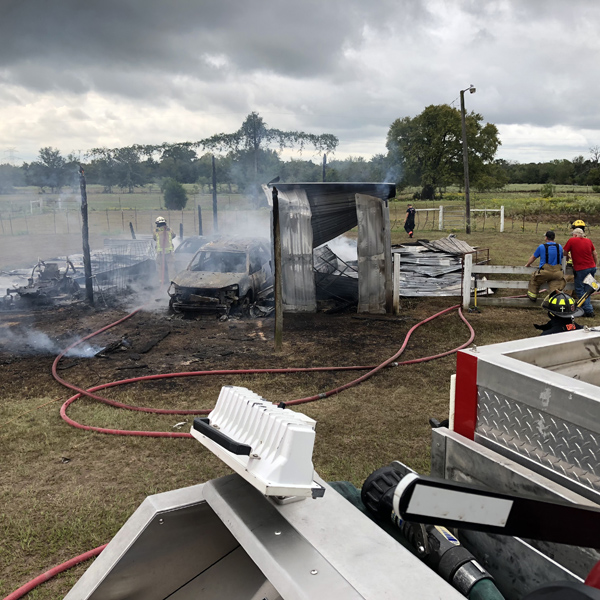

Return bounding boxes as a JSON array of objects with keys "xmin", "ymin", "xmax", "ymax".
[{"xmin": 263, "ymin": 182, "xmax": 395, "ymax": 314}]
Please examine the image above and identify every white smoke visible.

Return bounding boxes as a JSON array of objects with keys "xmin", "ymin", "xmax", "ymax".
[
  {"xmin": 0, "ymin": 326, "xmax": 100, "ymax": 357},
  {"xmin": 320, "ymin": 235, "xmax": 357, "ymax": 263}
]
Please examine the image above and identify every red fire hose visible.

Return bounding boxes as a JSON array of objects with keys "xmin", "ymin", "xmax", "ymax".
[
  {"xmin": 6, "ymin": 304, "xmax": 474, "ymax": 599},
  {"xmin": 53, "ymin": 304, "xmax": 474, "ymax": 436},
  {"xmin": 3, "ymin": 545, "xmax": 107, "ymax": 600}
]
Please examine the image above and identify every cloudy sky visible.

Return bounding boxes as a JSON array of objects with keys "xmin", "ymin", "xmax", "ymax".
[{"xmin": 1, "ymin": 0, "xmax": 599, "ymax": 165}]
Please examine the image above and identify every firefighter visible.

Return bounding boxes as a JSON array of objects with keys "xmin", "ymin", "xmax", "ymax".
[
  {"xmin": 525, "ymin": 230, "xmax": 565, "ymax": 302},
  {"xmin": 571, "ymin": 219, "xmax": 586, "ymax": 234},
  {"xmin": 153, "ymin": 216, "xmax": 176, "ymax": 285},
  {"xmin": 534, "ymin": 291, "xmax": 583, "ymax": 336}
]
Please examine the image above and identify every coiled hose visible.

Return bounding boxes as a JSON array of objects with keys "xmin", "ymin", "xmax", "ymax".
[{"xmin": 5, "ymin": 304, "xmax": 474, "ymax": 599}]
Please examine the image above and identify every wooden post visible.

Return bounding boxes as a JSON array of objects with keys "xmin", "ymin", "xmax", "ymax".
[
  {"xmin": 105, "ymin": 209, "xmax": 110, "ymax": 232},
  {"xmin": 273, "ymin": 186, "xmax": 283, "ymax": 352},
  {"xmin": 179, "ymin": 222, "xmax": 183, "ymax": 240},
  {"xmin": 198, "ymin": 206, "xmax": 203, "ymax": 235},
  {"xmin": 462, "ymin": 253, "xmax": 473, "ymax": 310},
  {"xmin": 438, "ymin": 205, "xmax": 444, "ymax": 230},
  {"xmin": 500, "ymin": 206, "xmax": 505, "ymax": 232},
  {"xmin": 212, "ymin": 154, "xmax": 218, "ymax": 232},
  {"xmin": 393, "ymin": 252, "xmax": 400, "ymax": 315},
  {"xmin": 129, "ymin": 222, "xmax": 136, "ymax": 239},
  {"xmin": 79, "ymin": 166, "xmax": 94, "ymax": 305},
  {"xmin": 322, "ymin": 153, "xmax": 327, "ymax": 182}
]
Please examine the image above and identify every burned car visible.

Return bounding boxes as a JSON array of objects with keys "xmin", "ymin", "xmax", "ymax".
[
  {"xmin": 172, "ymin": 235, "xmax": 211, "ymax": 274},
  {"xmin": 168, "ymin": 238, "xmax": 273, "ymax": 314}
]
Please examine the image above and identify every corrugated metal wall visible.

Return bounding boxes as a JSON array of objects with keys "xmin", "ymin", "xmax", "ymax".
[
  {"xmin": 275, "ymin": 187, "xmax": 316, "ymax": 312},
  {"xmin": 356, "ymin": 194, "xmax": 392, "ymax": 314}
]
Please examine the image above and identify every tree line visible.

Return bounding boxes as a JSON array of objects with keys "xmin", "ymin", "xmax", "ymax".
[{"xmin": 1, "ymin": 109, "xmax": 599, "ymax": 200}]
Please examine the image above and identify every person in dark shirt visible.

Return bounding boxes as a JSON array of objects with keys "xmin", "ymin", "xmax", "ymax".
[
  {"xmin": 404, "ymin": 204, "xmax": 416, "ymax": 238},
  {"xmin": 525, "ymin": 230, "xmax": 565, "ymax": 301},
  {"xmin": 534, "ymin": 291, "xmax": 583, "ymax": 336}
]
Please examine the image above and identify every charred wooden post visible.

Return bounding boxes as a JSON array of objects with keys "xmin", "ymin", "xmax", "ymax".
[
  {"xmin": 78, "ymin": 165, "xmax": 94, "ymax": 305},
  {"xmin": 322, "ymin": 153, "xmax": 327, "ymax": 182},
  {"xmin": 212, "ymin": 155, "xmax": 218, "ymax": 233},
  {"xmin": 197, "ymin": 205, "xmax": 203, "ymax": 236},
  {"xmin": 272, "ymin": 186, "xmax": 283, "ymax": 352},
  {"xmin": 129, "ymin": 222, "xmax": 136, "ymax": 239},
  {"xmin": 179, "ymin": 222, "xmax": 183, "ymax": 240}
]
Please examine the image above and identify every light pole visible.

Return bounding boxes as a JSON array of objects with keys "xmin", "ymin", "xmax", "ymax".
[{"xmin": 460, "ymin": 84, "xmax": 476, "ymax": 234}]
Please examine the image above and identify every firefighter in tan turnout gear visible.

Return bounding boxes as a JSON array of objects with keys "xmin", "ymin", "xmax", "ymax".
[
  {"xmin": 525, "ymin": 230, "xmax": 565, "ymax": 301},
  {"xmin": 153, "ymin": 216, "xmax": 176, "ymax": 285}
]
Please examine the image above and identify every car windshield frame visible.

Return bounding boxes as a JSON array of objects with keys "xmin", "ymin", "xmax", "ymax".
[{"xmin": 189, "ymin": 250, "xmax": 247, "ymax": 274}]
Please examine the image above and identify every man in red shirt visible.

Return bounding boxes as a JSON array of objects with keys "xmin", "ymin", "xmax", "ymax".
[{"xmin": 563, "ymin": 228, "xmax": 598, "ymax": 317}]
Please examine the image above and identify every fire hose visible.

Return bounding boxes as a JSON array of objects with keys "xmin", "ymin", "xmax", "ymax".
[
  {"xmin": 6, "ymin": 304, "xmax": 474, "ymax": 599},
  {"xmin": 52, "ymin": 304, "xmax": 474, "ymax": 436}
]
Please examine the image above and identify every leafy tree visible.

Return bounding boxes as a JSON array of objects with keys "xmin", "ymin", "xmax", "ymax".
[
  {"xmin": 24, "ymin": 147, "xmax": 68, "ymax": 193},
  {"xmin": 88, "ymin": 146, "xmax": 150, "ymax": 192},
  {"xmin": 200, "ymin": 112, "xmax": 338, "ymax": 201},
  {"xmin": 157, "ymin": 143, "xmax": 199, "ymax": 183},
  {"xmin": 163, "ymin": 178, "xmax": 188, "ymax": 210},
  {"xmin": 0, "ymin": 164, "xmax": 25, "ymax": 194},
  {"xmin": 386, "ymin": 105, "xmax": 501, "ymax": 199}
]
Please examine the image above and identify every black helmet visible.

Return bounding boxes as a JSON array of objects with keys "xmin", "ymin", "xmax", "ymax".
[{"xmin": 541, "ymin": 291, "xmax": 584, "ymax": 318}]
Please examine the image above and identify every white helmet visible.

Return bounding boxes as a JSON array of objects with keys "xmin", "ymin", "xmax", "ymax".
[{"xmin": 155, "ymin": 216, "xmax": 166, "ymax": 225}]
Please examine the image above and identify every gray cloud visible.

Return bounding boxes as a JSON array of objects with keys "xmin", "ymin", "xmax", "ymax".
[{"xmin": 1, "ymin": 0, "xmax": 600, "ymax": 163}]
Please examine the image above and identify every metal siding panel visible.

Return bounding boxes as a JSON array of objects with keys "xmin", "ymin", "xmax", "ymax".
[
  {"xmin": 278, "ymin": 189, "xmax": 316, "ymax": 312},
  {"xmin": 356, "ymin": 194, "xmax": 388, "ymax": 314}
]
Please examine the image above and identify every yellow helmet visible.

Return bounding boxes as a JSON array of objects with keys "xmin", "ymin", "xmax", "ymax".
[{"xmin": 572, "ymin": 219, "xmax": 586, "ymax": 228}]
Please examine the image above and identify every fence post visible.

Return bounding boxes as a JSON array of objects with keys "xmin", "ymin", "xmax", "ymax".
[
  {"xmin": 462, "ymin": 253, "xmax": 473, "ymax": 310},
  {"xmin": 439, "ymin": 205, "xmax": 444, "ymax": 230},
  {"xmin": 500, "ymin": 206, "xmax": 505, "ymax": 232},
  {"xmin": 393, "ymin": 252, "xmax": 401, "ymax": 315},
  {"xmin": 198, "ymin": 205, "xmax": 203, "ymax": 235}
]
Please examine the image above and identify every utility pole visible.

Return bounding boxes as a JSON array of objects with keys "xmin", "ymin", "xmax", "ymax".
[
  {"xmin": 211, "ymin": 154, "xmax": 218, "ymax": 233},
  {"xmin": 272, "ymin": 186, "xmax": 283, "ymax": 352},
  {"xmin": 460, "ymin": 84, "xmax": 476, "ymax": 234},
  {"xmin": 78, "ymin": 166, "xmax": 94, "ymax": 305}
]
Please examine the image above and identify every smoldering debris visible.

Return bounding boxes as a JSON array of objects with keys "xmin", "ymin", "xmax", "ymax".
[{"xmin": 0, "ymin": 326, "xmax": 100, "ymax": 357}]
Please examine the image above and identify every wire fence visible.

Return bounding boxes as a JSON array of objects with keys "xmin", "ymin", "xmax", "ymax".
[{"xmin": 0, "ymin": 206, "xmax": 270, "ymax": 238}]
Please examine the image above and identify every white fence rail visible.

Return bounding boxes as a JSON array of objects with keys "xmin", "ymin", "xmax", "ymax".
[
  {"xmin": 415, "ymin": 206, "xmax": 504, "ymax": 232},
  {"xmin": 462, "ymin": 254, "xmax": 576, "ymax": 309}
]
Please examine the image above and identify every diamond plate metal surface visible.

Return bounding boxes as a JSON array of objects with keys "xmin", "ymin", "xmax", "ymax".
[{"xmin": 475, "ymin": 387, "xmax": 600, "ymax": 493}]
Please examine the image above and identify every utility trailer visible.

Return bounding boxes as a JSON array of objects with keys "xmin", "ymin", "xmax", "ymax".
[{"xmin": 64, "ymin": 331, "xmax": 600, "ymax": 599}]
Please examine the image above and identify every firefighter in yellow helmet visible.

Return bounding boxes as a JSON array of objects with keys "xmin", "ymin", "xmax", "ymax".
[
  {"xmin": 153, "ymin": 216, "xmax": 176, "ymax": 285},
  {"xmin": 533, "ymin": 291, "xmax": 583, "ymax": 336},
  {"xmin": 571, "ymin": 219, "xmax": 586, "ymax": 233}
]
